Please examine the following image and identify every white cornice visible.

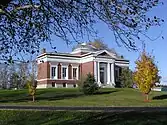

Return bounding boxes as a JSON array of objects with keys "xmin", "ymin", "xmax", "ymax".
[
  {"xmin": 37, "ymin": 52, "xmax": 129, "ymax": 65},
  {"xmin": 115, "ymin": 62, "xmax": 129, "ymax": 67}
]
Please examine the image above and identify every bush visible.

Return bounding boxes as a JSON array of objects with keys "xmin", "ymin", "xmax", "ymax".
[
  {"xmin": 119, "ymin": 68, "xmax": 134, "ymax": 88},
  {"xmin": 79, "ymin": 73, "xmax": 99, "ymax": 95}
]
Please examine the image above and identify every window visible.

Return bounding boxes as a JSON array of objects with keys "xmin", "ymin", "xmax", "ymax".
[
  {"xmin": 63, "ymin": 83, "xmax": 66, "ymax": 88},
  {"xmin": 115, "ymin": 68, "xmax": 120, "ymax": 82},
  {"xmin": 73, "ymin": 84, "xmax": 76, "ymax": 88},
  {"xmin": 52, "ymin": 82, "xmax": 55, "ymax": 87},
  {"xmin": 73, "ymin": 68, "xmax": 77, "ymax": 79},
  {"xmin": 62, "ymin": 67, "xmax": 67, "ymax": 79},
  {"xmin": 51, "ymin": 67, "xmax": 56, "ymax": 79}
]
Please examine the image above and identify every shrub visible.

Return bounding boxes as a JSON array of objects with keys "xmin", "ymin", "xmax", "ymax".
[
  {"xmin": 79, "ymin": 73, "xmax": 99, "ymax": 95},
  {"xmin": 119, "ymin": 68, "xmax": 134, "ymax": 88}
]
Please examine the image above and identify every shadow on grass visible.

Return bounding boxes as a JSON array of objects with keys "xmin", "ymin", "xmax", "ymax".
[
  {"xmin": 0, "ymin": 90, "xmax": 118, "ymax": 103},
  {"xmin": 0, "ymin": 93, "xmax": 84, "ymax": 103},
  {"xmin": 1, "ymin": 111, "xmax": 167, "ymax": 125},
  {"xmin": 152, "ymin": 94, "xmax": 167, "ymax": 100},
  {"xmin": 94, "ymin": 90, "xmax": 118, "ymax": 95}
]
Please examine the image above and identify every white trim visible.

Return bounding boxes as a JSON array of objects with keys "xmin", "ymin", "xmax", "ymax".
[
  {"xmin": 111, "ymin": 63, "xmax": 115, "ymax": 85},
  {"xmin": 38, "ymin": 55, "xmax": 94, "ymax": 64},
  {"xmin": 94, "ymin": 61, "xmax": 97, "ymax": 81},
  {"xmin": 81, "ymin": 56, "xmax": 94, "ymax": 63},
  {"xmin": 37, "ymin": 53, "xmax": 129, "ymax": 65},
  {"xmin": 37, "ymin": 84, "xmax": 47, "ymax": 88},
  {"xmin": 71, "ymin": 49, "xmax": 93, "ymax": 54},
  {"xmin": 38, "ymin": 78, "xmax": 77, "ymax": 81},
  {"xmin": 37, "ymin": 78, "xmax": 49, "ymax": 81},
  {"xmin": 62, "ymin": 66, "xmax": 68, "ymax": 80},
  {"xmin": 94, "ymin": 50, "xmax": 116, "ymax": 58},
  {"xmin": 94, "ymin": 57, "xmax": 114, "ymax": 63},
  {"xmin": 107, "ymin": 63, "xmax": 111, "ymax": 84},
  {"xmin": 50, "ymin": 65, "xmax": 58, "ymax": 79},
  {"xmin": 72, "ymin": 66, "xmax": 79, "ymax": 80},
  {"xmin": 97, "ymin": 61, "xmax": 101, "ymax": 86},
  {"xmin": 115, "ymin": 63, "xmax": 129, "ymax": 67}
]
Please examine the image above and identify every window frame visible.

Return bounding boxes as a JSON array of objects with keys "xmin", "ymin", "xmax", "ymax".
[
  {"xmin": 62, "ymin": 66, "xmax": 68, "ymax": 80},
  {"xmin": 72, "ymin": 66, "xmax": 78, "ymax": 80},
  {"xmin": 50, "ymin": 65, "xmax": 57, "ymax": 79}
]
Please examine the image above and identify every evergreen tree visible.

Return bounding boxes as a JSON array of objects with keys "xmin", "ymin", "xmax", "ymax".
[
  {"xmin": 81, "ymin": 73, "xmax": 99, "ymax": 95},
  {"xmin": 120, "ymin": 68, "xmax": 134, "ymax": 88}
]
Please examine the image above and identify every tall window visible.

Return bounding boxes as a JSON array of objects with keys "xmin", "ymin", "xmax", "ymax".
[
  {"xmin": 115, "ymin": 68, "xmax": 119, "ymax": 82},
  {"xmin": 51, "ymin": 67, "xmax": 56, "ymax": 79},
  {"xmin": 73, "ymin": 68, "xmax": 77, "ymax": 79},
  {"xmin": 62, "ymin": 67, "xmax": 67, "ymax": 79}
]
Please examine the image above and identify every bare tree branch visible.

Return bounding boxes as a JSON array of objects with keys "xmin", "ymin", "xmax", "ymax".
[{"xmin": 0, "ymin": 0, "xmax": 164, "ymax": 62}]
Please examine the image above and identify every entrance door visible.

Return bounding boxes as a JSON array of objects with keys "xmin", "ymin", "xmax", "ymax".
[{"xmin": 100, "ymin": 67, "xmax": 104, "ymax": 84}]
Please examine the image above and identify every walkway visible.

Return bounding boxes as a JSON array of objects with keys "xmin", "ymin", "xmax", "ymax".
[{"xmin": 0, "ymin": 105, "xmax": 167, "ymax": 112}]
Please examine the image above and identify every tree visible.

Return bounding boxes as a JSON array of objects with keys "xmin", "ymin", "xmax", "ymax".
[
  {"xmin": 134, "ymin": 51, "xmax": 159, "ymax": 101},
  {"xmin": 27, "ymin": 79, "xmax": 37, "ymax": 102},
  {"xmin": 120, "ymin": 68, "xmax": 134, "ymax": 88},
  {"xmin": 17, "ymin": 63, "xmax": 29, "ymax": 88},
  {"xmin": 10, "ymin": 72, "xmax": 19, "ymax": 89},
  {"xmin": 0, "ymin": 64, "xmax": 9, "ymax": 88},
  {"xmin": 0, "ymin": 0, "xmax": 164, "ymax": 62},
  {"xmin": 73, "ymin": 39, "xmax": 120, "ymax": 56},
  {"xmin": 80, "ymin": 73, "xmax": 99, "ymax": 95},
  {"xmin": 89, "ymin": 39, "xmax": 118, "ymax": 54}
]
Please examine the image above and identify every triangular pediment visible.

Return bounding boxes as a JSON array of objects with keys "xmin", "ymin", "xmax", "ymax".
[
  {"xmin": 94, "ymin": 50, "xmax": 116, "ymax": 58},
  {"xmin": 97, "ymin": 52, "xmax": 111, "ymax": 57}
]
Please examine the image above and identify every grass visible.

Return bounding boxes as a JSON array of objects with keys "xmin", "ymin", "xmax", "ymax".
[
  {"xmin": 0, "ymin": 110, "xmax": 167, "ymax": 125},
  {"xmin": 0, "ymin": 88, "xmax": 167, "ymax": 106}
]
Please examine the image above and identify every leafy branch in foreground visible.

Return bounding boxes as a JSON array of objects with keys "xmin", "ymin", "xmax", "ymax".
[{"xmin": 0, "ymin": 0, "xmax": 164, "ymax": 61}]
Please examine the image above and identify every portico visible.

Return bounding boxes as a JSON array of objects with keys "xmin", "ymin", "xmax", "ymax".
[{"xmin": 94, "ymin": 61, "xmax": 115, "ymax": 87}]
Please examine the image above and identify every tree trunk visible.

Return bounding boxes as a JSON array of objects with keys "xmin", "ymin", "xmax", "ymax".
[
  {"xmin": 144, "ymin": 93, "xmax": 149, "ymax": 102},
  {"xmin": 146, "ymin": 94, "xmax": 149, "ymax": 101},
  {"xmin": 32, "ymin": 95, "xmax": 35, "ymax": 102}
]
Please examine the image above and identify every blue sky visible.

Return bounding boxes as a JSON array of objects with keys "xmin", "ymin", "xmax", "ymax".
[{"xmin": 40, "ymin": 1, "xmax": 167, "ymax": 81}]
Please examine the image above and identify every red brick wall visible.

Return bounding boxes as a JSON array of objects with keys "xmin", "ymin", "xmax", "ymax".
[
  {"xmin": 58, "ymin": 63, "xmax": 61, "ymax": 79},
  {"xmin": 68, "ymin": 64, "xmax": 72, "ymax": 79},
  {"xmin": 37, "ymin": 62, "xmax": 50, "ymax": 80},
  {"xmin": 38, "ymin": 61, "xmax": 90, "ymax": 86},
  {"xmin": 81, "ymin": 61, "xmax": 94, "ymax": 77},
  {"xmin": 38, "ymin": 80, "xmax": 77, "ymax": 85}
]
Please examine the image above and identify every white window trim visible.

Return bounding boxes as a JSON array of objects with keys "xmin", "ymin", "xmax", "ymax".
[
  {"xmin": 50, "ymin": 65, "xmax": 58, "ymax": 79},
  {"xmin": 72, "ymin": 66, "xmax": 78, "ymax": 80},
  {"xmin": 62, "ymin": 66, "xmax": 68, "ymax": 80}
]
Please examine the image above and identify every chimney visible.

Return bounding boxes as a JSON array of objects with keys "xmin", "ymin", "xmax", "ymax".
[{"xmin": 41, "ymin": 48, "xmax": 46, "ymax": 54}]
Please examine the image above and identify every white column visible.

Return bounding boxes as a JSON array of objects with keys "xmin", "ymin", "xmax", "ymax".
[
  {"xmin": 66, "ymin": 66, "xmax": 68, "ymax": 80},
  {"xmin": 97, "ymin": 62, "xmax": 101, "ymax": 86},
  {"xmin": 94, "ymin": 61, "xmax": 97, "ymax": 81},
  {"xmin": 107, "ymin": 63, "xmax": 111, "ymax": 84},
  {"xmin": 111, "ymin": 63, "xmax": 115, "ymax": 86}
]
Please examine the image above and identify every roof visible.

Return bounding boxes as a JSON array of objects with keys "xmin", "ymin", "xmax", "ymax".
[{"xmin": 37, "ymin": 50, "xmax": 129, "ymax": 62}]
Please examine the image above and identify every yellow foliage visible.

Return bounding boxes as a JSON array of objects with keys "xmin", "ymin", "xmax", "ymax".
[
  {"xmin": 134, "ymin": 51, "xmax": 159, "ymax": 94},
  {"xmin": 27, "ymin": 80, "xmax": 36, "ymax": 96}
]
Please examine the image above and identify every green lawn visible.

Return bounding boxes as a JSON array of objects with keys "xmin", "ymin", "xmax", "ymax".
[
  {"xmin": 0, "ymin": 88, "xmax": 167, "ymax": 106},
  {"xmin": 0, "ymin": 110, "xmax": 167, "ymax": 125}
]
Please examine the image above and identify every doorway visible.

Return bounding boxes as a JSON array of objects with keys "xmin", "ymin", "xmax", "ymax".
[{"xmin": 100, "ymin": 67, "xmax": 105, "ymax": 84}]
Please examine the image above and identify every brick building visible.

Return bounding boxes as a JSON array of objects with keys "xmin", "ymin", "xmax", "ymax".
[{"xmin": 37, "ymin": 43, "xmax": 129, "ymax": 88}]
